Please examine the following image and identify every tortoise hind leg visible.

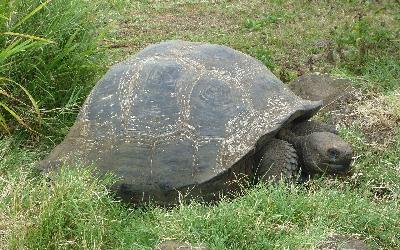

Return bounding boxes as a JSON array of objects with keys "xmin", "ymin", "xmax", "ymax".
[{"xmin": 254, "ymin": 139, "xmax": 299, "ymax": 184}]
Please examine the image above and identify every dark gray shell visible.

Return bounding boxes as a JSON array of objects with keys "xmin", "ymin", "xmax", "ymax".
[{"xmin": 40, "ymin": 40, "xmax": 321, "ymax": 204}]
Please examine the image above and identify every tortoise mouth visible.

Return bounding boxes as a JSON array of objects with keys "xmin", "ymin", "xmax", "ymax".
[{"xmin": 322, "ymin": 163, "xmax": 351, "ymax": 173}]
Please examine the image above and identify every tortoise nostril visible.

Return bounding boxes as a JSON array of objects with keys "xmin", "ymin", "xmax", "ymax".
[{"xmin": 328, "ymin": 148, "xmax": 339, "ymax": 159}]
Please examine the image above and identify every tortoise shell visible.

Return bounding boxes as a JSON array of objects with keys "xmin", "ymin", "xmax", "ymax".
[{"xmin": 39, "ymin": 40, "xmax": 321, "ymax": 205}]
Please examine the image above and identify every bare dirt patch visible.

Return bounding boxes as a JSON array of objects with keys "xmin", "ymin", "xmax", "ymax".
[
  {"xmin": 109, "ymin": 3, "xmax": 242, "ymax": 54},
  {"xmin": 155, "ymin": 240, "xmax": 210, "ymax": 250},
  {"xmin": 318, "ymin": 234, "xmax": 371, "ymax": 250}
]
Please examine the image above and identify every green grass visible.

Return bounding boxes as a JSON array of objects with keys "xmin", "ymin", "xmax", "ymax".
[
  {"xmin": 0, "ymin": 0, "xmax": 109, "ymax": 138},
  {"xmin": 105, "ymin": 0, "xmax": 399, "ymax": 85},
  {"xmin": 0, "ymin": 0, "xmax": 53, "ymax": 133},
  {"xmin": 1, "ymin": 133, "xmax": 399, "ymax": 249},
  {"xmin": 1, "ymin": 0, "xmax": 400, "ymax": 249}
]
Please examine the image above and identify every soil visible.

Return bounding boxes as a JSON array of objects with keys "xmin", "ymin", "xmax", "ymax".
[
  {"xmin": 155, "ymin": 240, "xmax": 210, "ymax": 250},
  {"xmin": 318, "ymin": 234, "xmax": 371, "ymax": 250}
]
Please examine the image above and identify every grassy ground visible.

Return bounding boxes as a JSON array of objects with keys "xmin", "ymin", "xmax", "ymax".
[{"xmin": 1, "ymin": 0, "xmax": 399, "ymax": 249}]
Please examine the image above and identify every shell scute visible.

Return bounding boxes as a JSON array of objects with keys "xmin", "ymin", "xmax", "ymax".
[{"xmin": 39, "ymin": 40, "xmax": 321, "ymax": 204}]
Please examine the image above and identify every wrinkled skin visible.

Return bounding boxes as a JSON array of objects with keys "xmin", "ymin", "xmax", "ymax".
[
  {"xmin": 296, "ymin": 132, "xmax": 353, "ymax": 174},
  {"xmin": 277, "ymin": 120, "xmax": 353, "ymax": 177}
]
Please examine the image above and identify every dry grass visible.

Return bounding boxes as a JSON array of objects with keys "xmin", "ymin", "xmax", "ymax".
[
  {"xmin": 353, "ymin": 92, "xmax": 400, "ymax": 146},
  {"xmin": 329, "ymin": 90, "xmax": 400, "ymax": 148}
]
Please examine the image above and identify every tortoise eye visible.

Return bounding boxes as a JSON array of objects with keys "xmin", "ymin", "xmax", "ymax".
[{"xmin": 328, "ymin": 148, "xmax": 339, "ymax": 158}]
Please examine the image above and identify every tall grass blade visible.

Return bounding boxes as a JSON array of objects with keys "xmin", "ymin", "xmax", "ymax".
[
  {"xmin": 16, "ymin": 83, "xmax": 41, "ymax": 125},
  {"xmin": 0, "ymin": 0, "xmax": 104, "ymax": 136},
  {"xmin": 11, "ymin": 0, "xmax": 53, "ymax": 31},
  {"xmin": 0, "ymin": 88, "xmax": 24, "ymax": 105},
  {"xmin": 0, "ymin": 77, "xmax": 42, "ymax": 125},
  {"xmin": 0, "ymin": 101, "xmax": 28, "ymax": 128},
  {"xmin": 0, "ymin": 40, "xmax": 39, "ymax": 64},
  {"xmin": 0, "ymin": 111, "xmax": 10, "ymax": 134},
  {"xmin": 3, "ymin": 32, "xmax": 56, "ymax": 44}
]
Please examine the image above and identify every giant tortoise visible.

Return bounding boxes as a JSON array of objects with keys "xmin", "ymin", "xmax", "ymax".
[{"xmin": 39, "ymin": 40, "xmax": 353, "ymax": 205}]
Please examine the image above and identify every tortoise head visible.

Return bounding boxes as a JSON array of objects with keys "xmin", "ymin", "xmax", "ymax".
[{"xmin": 299, "ymin": 132, "xmax": 353, "ymax": 175}]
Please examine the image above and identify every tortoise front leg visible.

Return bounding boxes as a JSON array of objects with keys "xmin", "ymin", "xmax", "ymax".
[
  {"xmin": 291, "ymin": 120, "xmax": 337, "ymax": 136},
  {"xmin": 254, "ymin": 139, "xmax": 299, "ymax": 184}
]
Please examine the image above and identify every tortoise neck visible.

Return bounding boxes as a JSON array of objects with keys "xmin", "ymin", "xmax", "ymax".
[
  {"xmin": 277, "ymin": 128, "xmax": 307, "ymax": 168},
  {"xmin": 277, "ymin": 128, "xmax": 302, "ymax": 148}
]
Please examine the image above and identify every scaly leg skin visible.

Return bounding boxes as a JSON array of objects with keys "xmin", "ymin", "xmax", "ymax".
[
  {"xmin": 291, "ymin": 120, "xmax": 337, "ymax": 136},
  {"xmin": 279, "ymin": 121, "xmax": 353, "ymax": 181},
  {"xmin": 254, "ymin": 139, "xmax": 299, "ymax": 184}
]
